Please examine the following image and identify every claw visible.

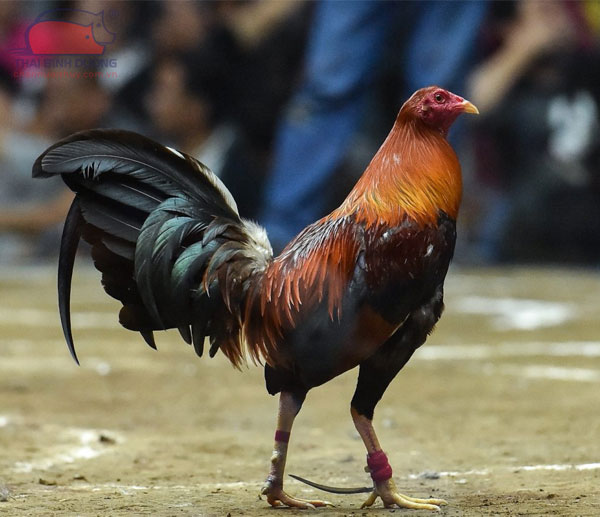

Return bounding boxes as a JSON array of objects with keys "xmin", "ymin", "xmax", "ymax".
[
  {"xmin": 262, "ymin": 481, "xmax": 333, "ymax": 509},
  {"xmin": 361, "ymin": 478, "xmax": 447, "ymax": 511}
]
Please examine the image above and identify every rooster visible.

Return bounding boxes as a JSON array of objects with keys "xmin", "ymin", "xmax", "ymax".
[{"xmin": 33, "ymin": 86, "xmax": 478, "ymax": 511}]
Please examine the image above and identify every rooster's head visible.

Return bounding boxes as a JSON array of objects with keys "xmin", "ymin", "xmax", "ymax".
[{"xmin": 401, "ymin": 86, "xmax": 478, "ymax": 135}]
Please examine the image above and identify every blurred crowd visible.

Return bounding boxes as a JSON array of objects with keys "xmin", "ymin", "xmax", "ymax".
[{"xmin": 0, "ymin": 0, "xmax": 599, "ymax": 266}]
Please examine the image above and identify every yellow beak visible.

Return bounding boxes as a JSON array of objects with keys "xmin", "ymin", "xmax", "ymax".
[{"xmin": 461, "ymin": 99, "xmax": 479, "ymax": 114}]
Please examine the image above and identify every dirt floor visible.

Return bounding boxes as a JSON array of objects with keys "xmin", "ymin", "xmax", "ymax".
[{"xmin": 0, "ymin": 265, "xmax": 599, "ymax": 516}]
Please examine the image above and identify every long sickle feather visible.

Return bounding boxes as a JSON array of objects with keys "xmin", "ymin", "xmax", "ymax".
[
  {"xmin": 58, "ymin": 199, "xmax": 84, "ymax": 365},
  {"xmin": 288, "ymin": 474, "xmax": 372, "ymax": 494}
]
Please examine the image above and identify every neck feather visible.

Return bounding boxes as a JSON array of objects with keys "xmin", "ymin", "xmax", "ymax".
[{"xmin": 336, "ymin": 116, "xmax": 462, "ymax": 227}]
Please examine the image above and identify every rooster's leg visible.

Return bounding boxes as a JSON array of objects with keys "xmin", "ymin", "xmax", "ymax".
[
  {"xmin": 349, "ymin": 305, "xmax": 448, "ymax": 511},
  {"xmin": 351, "ymin": 333, "xmax": 448, "ymax": 512},
  {"xmin": 261, "ymin": 391, "xmax": 333, "ymax": 508},
  {"xmin": 351, "ymin": 408, "xmax": 447, "ymax": 511}
]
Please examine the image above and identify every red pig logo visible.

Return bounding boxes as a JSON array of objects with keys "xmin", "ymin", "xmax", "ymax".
[{"xmin": 25, "ymin": 9, "xmax": 115, "ymax": 55}]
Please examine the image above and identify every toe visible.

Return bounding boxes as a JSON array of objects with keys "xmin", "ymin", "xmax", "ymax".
[
  {"xmin": 308, "ymin": 499, "xmax": 334, "ymax": 508},
  {"xmin": 391, "ymin": 493, "xmax": 441, "ymax": 511},
  {"xmin": 265, "ymin": 488, "xmax": 334, "ymax": 509},
  {"xmin": 279, "ymin": 494, "xmax": 315, "ymax": 509},
  {"xmin": 360, "ymin": 491, "xmax": 379, "ymax": 509},
  {"xmin": 267, "ymin": 498, "xmax": 284, "ymax": 508},
  {"xmin": 402, "ymin": 495, "xmax": 448, "ymax": 506}
]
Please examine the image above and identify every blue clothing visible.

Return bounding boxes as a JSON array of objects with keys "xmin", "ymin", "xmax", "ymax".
[{"xmin": 259, "ymin": 0, "xmax": 488, "ymax": 251}]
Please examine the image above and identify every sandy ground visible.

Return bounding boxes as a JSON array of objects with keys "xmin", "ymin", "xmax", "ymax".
[{"xmin": 0, "ymin": 265, "xmax": 599, "ymax": 516}]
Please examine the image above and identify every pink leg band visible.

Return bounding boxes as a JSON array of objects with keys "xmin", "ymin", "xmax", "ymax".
[
  {"xmin": 367, "ymin": 451, "xmax": 393, "ymax": 482},
  {"xmin": 274, "ymin": 430, "xmax": 290, "ymax": 443}
]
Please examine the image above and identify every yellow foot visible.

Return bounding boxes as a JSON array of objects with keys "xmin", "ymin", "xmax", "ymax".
[
  {"xmin": 361, "ymin": 479, "xmax": 447, "ymax": 511},
  {"xmin": 261, "ymin": 485, "xmax": 333, "ymax": 509}
]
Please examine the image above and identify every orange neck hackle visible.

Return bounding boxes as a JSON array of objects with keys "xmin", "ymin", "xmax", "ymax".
[
  {"xmin": 336, "ymin": 115, "xmax": 462, "ymax": 227},
  {"xmin": 335, "ymin": 86, "xmax": 478, "ymax": 228}
]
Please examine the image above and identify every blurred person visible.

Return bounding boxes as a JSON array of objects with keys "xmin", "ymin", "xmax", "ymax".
[
  {"xmin": 126, "ymin": 1, "xmax": 310, "ymax": 216},
  {"xmin": 258, "ymin": 0, "xmax": 488, "ymax": 252},
  {"xmin": 152, "ymin": 1, "xmax": 218, "ymax": 56},
  {"xmin": 145, "ymin": 52, "xmax": 261, "ymax": 220},
  {"xmin": 71, "ymin": 0, "xmax": 156, "ymax": 131},
  {"xmin": 0, "ymin": 71, "xmax": 68, "ymax": 263},
  {"xmin": 466, "ymin": 0, "xmax": 600, "ymax": 264},
  {"xmin": 218, "ymin": 0, "xmax": 305, "ymax": 50},
  {"xmin": 469, "ymin": 1, "xmax": 577, "ymax": 114},
  {"xmin": 151, "ymin": 1, "xmax": 232, "ymax": 58},
  {"xmin": 0, "ymin": 1, "xmax": 30, "ymax": 76},
  {"xmin": 216, "ymin": 0, "xmax": 312, "ymax": 153},
  {"xmin": 39, "ymin": 72, "xmax": 111, "ymax": 137},
  {"xmin": 121, "ymin": 2, "xmax": 241, "ymax": 129},
  {"xmin": 0, "ymin": 72, "xmax": 111, "ymax": 263}
]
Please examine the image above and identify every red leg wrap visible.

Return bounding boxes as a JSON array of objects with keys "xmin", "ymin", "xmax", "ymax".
[
  {"xmin": 274, "ymin": 430, "xmax": 290, "ymax": 443},
  {"xmin": 367, "ymin": 450, "xmax": 393, "ymax": 482}
]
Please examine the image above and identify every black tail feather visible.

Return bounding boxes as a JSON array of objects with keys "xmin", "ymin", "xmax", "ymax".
[
  {"xmin": 178, "ymin": 325, "xmax": 192, "ymax": 345},
  {"xmin": 288, "ymin": 474, "xmax": 371, "ymax": 495},
  {"xmin": 34, "ymin": 129, "xmax": 273, "ymax": 366},
  {"xmin": 140, "ymin": 330, "xmax": 157, "ymax": 350},
  {"xmin": 58, "ymin": 199, "xmax": 84, "ymax": 365}
]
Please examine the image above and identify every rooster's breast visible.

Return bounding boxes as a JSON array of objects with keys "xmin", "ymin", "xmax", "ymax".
[{"xmin": 271, "ymin": 212, "xmax": 456, "ymax": 391}]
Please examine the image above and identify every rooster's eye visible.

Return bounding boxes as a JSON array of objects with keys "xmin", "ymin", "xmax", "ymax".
[{"xmin": 434, "ymin": 93, "xmax": 444, "ymax": 103}]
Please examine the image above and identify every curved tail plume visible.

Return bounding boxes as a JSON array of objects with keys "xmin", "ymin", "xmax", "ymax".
[{"xmin": 34, "ymin": 129, "xmax": 272, "ymax": 367}]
